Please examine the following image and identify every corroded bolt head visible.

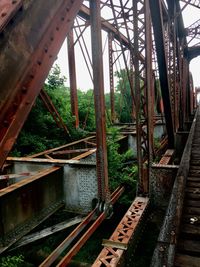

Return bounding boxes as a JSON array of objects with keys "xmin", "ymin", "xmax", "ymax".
[{"xmin": 159, "ymin": 246, "xmax": 164, "ymax": 252}]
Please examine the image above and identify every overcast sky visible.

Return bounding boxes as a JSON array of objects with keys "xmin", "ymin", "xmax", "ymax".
[{"xmin": 55, "ymin": 4, "xmax": 200, "ymax": 92}]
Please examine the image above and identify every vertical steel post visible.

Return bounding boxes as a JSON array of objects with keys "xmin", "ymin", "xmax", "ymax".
[
  {"xmin": 108, "ymin": 32, "xmax": 115, "ymax": 124},
  {"xmin": 90, "ymin": 0, "xmax": 109, "ymax": 202},
  {"xmin": 67, "ymin": 28, "xmax": 79, "ymax": 129},
  {"xmin": 145, "ymin": 0, "xmax": 154, "ymax": 195},
  {"xmin": 134, "ymin": 0, "xmax": 153, "ymax": 195},
  {"xmin": 168, "ymin": 1, "xmax": 178, "ymax": 131}
]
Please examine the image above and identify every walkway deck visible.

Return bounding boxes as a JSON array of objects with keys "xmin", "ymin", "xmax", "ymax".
[{"xmin": 175, "ymin": 111, "xmax": 200, "ymax": 266}]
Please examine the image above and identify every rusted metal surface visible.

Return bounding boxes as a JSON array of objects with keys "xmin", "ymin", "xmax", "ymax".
[
  {"xmin": 173, "ymin": 108, "xmax": 200, "ymax": 266},
  {"xmin": 167, "ymin": 0, "xmax": 180, "ymax": 131},
  {"xmin": 0, "ymin": 166, "xmax": 63, "ymax": 254},
  {"xmin": 40, "ymin": 186, "xmax": 124, "ymax": 267},
  {"xmin": 40, "ymin": 208, "xmax": 97, "ymax": 267},
  {"xmin": 0, "ymin": 0, "xmax": 83, "ymax": 169},
  {"xmin": 12, "ymin": 216, "xmax": 84, "ymax": 250},
  {"xmin": 181, "ymin": 0, "xmax": 200, "ymax": 9},
  {"xmin": 149, "ymin": 0, "xmax": 175, "ymax": 148},
  {"xmin": 0, "ymin": 0, "xmax": 23, "ymax": 32},
  {"xmin": 71, "ymin": 148, "xmax": 96, "ymax": 160},
  {"xmin": 39, "ymin": 89, "xmax": 70, "ymax": 135},
  {"xmin": 29, "ymin": 136, "xmax": 96, "ymax": 158},
  {"xmin": 78, "ymin": 4, "xmax": 132, "ymax": 50},
  {"xmin": 134, "ymin": 0, "xmax": 153, "ymax": 194},
  {"xmin": 151, "ymin": 108, "xmax": 198, "ymax": 267},
  {"xmin": 151, "ymin": 164, "xmax": 179, "ymax": 207},
  {"xmin": 108, "ymin": 32, "xmax": 115, "ymax": 124},
  {"xmin": 159, "ymin": 149, "xmax": 175, "ymax": 165},
  {"xmin": 90, "ymin": 0, "xmax": 109, "ymax": 202},
  {"xmin": 68, "ymin": 28, "xmax": 79, "ymax": 129},
  {"xmin": 92, "ymin": 197, "xmax": 149, "ymax": 267}
]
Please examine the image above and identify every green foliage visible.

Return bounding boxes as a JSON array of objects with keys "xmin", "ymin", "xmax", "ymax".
[
  {"xmin": 77, "ymin": 89, "xmax": 96, "ymax": 131},
  {"xmin": 47, "ymin": 64, "xmax": 66, "ymax": 89},
  {"xmin": 0, "ymin": 255, "xmax": 24, "ymax": 267},
  {"xmin": 11, "ymin": 66, "xmax": 94, "ymax": 156},
  {"xmin": 107, "ymin": 127, "xmax": 137, "ymax": 204},
  {"xmin": 115, "ymin": 69, "xmax": 134, "ymax": 123}
]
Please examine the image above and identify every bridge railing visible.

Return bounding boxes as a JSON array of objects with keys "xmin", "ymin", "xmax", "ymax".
[{"xmin": 150, "ymin": 107, "xmax": 198, "ymax": 267}]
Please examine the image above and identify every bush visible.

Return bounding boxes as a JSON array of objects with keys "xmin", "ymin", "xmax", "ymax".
[{"xmin": 0, "ymin": 255, "xmax": 24, "ymax": 267}]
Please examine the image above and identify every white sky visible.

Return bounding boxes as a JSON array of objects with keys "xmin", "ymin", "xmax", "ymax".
[{"xmin": 55, "ymin": 3, "xmax": 200, "ymax": 92}]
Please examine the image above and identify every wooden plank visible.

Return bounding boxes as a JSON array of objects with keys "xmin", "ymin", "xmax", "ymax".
[
  {"xmin": 175, "ymin": 254, "xmax": 200, "ymax": 267},
  {"xmin": 181, "ymin": 224, "xmax": 200, "ymax": 235},
  {"xmin": 187, "ymin": 182, "xmax": 200, "ymax": 188},
  {"xmin": 178, "ymin": 239, "xmax": 200, "ymax": 254},
  {"xmin": 184, "ymin": 207, "xmax": 200, "ymax": 216},
  {"xmin": 187, "ymin": 176, "xmax": 200, "ymax": 182},
  {"xmin": 186, "ymin": 192, "xmax": 200, "ymax": 200},
  {"xmin": 185, "ymin": 187, "xmax": 200, "ymax": 194},
  {"xmin": 185, "ymin": 199, "xmax": 200, "ymax": 208}
]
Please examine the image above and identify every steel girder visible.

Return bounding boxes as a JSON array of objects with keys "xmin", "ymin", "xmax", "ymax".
[
  {"xmin": 90, "ymin": 0, "xmax": 109, "ymax": 202},
  {"xmin": 0, "ymin": 166, "xmax": 63, "ymax": 253},
  {"xmin": 108, "ymin": 32, "xmax": 116, "ymax": 123},
  {"xmin": 67, "ymin": 28, "xmax": 80, "ymax": 129},
  {"xmin": 150, "ymin": 0, "xmax": 175, "ymax": 148},
  {"xmin": 134, "ymin": 0, "xmax": 153, "ymax": 195},
  {"xmin": 0, "ymin": 0, "xmax": 23, "ymax": 32},
  {"xmin": 0, "ymin": 0, "xmax": 83, "ymax": 169}
]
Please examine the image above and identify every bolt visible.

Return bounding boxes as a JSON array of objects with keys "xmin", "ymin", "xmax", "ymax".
[
  {"xmin": 159, "ymin": 246, "xmax": 164, "ymax": 252},
  {"xmin": 171, "ymin": 230, "xmax": 175, "ymax": 236}
]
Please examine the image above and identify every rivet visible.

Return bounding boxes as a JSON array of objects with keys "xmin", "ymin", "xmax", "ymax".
[
  {"xmin": 30, "ymin": 74, "xmax": 34, "ymax": 79},
  {"xmin": 1, "ymin": 12, "xmax": 7, "ymax": 17},
  {"xmin": 12, "ymin": 0, "xmax": 17, "ymax": 4},
  {"xmin": 37, "ymin": 60, "xmax": 42, "ymax": 65},
  {"xmin": 56, "ymin": 26, "xmax": 59, "ymax": 31},
  {"xmin": 50, "ymin": 36, "xmax": 54, "ymax": 41},
  {"xmin": 61, "ymin": 17, "xmax": 65, "ymax": 21},
  {"xmin": 159, "ymin": 246, "xmax": 164, "ymax": 252},
  {"xmin": 44, "ymin": 47, "xmax": 48, "ymax": 53}
]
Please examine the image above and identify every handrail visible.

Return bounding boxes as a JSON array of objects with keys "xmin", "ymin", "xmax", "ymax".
[{"xmin": 151, "ymin": 108, "xmax": 198, "ymax": 267}]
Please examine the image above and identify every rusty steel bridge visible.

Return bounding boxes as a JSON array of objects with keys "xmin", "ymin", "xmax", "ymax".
[{"xmin": 0, "ymin": 0, "xmax": 200, "ymax": 266}]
